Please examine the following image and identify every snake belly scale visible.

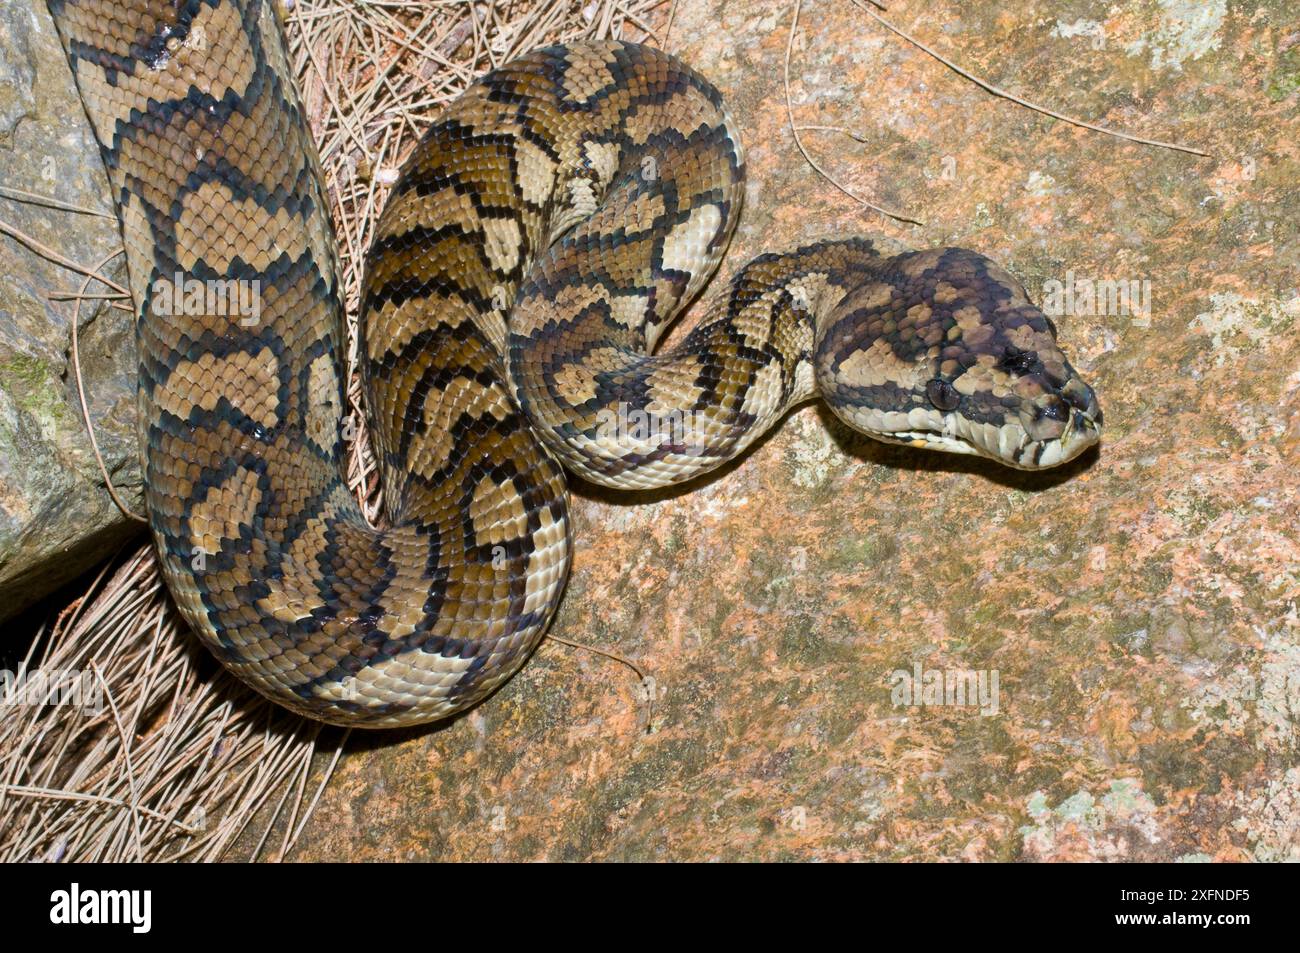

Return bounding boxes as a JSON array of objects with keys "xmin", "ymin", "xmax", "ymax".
[{"xmin": 48, "ymin": 0, "xmax": 1101, "ymax": 727}]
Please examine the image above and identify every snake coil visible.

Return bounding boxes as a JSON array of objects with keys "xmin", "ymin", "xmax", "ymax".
[{"xmin": 50, "ymin": 0, "xmax": 1101, "ymax": 726}]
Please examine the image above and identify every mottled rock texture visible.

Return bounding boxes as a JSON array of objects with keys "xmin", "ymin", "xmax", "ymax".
[
  {"xmin": 0, "ymin": 2, "xmax": 138, "ymax": 620},
  {"xmin": 281, "ymin": 0, "xmax": 1300, "ymax": 862},
  {"xmin": 22, "ymin": 0, "xmax": 1287, "ymax": 860}
]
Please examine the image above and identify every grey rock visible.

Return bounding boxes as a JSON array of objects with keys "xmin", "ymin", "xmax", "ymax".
[{"xmin": 0, "ymin": 3, "xmax": 141, "ymax": 621}]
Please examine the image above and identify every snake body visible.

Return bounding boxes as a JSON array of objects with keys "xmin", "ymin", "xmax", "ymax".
[{"xmin": 50, "ymin": 0, "xmax": 1101, "ymax": 727}]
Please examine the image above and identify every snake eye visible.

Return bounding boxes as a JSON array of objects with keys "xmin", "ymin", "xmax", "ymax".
[{"xmin": 926, "ymin": 378, "xmax": 961, "ymax": 411}]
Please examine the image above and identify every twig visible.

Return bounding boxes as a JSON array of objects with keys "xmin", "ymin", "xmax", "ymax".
[
  {"xmin": 783, "ymin": 0, "xmax": 924, "ymax": 225},
  {"xmin": 847, "ymin": 0, "xmax": 1210, "ymax": 157},
  {"xmin": 285, "ymin": 728, "xmax": 350, "ymax": 857},
  {"xmin": 662, "ymin": 0, "xmax": 679, "ymax": 48},
  {"xmin": 0, "ymin": 185, "xmax": 115, "ymax": 219},
  {"xmin": 0, "ymin": 785, "xmax": 203, "ymax": 835},
  {"xmin": 93, "ymin": 664, "xmax": 145, "ymax": 862},
  {"xmin": 0, "ymin": 216, "xmax": 130, "ymax": 291},
  {"xmin": 68, "ymin": 249, "xmax": 148, "ymax": 523},
  {"xmin": 794, "ymin": 124, "xmax": 868, "ymax": 143},
  {"xmin": 546, "ymin": 633, "xmax": 647, "ymax": 683}
]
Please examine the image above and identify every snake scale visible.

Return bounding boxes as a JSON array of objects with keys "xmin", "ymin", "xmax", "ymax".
[{"xmin": 49, "ymin": 0, "xmax": 1101, "ymax": 727}]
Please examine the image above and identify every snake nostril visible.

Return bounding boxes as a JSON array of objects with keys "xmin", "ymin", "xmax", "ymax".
[{"xmin": 1038, "ymin": 399, "xmax": 1069, "ymax": 423}]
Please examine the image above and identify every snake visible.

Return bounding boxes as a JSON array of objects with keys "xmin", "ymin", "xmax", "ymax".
[{"xmin": 48, "ymin": 0, "xmax": 1101, "ymax": 728}]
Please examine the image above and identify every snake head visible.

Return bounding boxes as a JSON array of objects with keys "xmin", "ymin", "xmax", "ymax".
[{"xmin": 815, "ymin": 247, "xmax": 1102, "ymax": 470}]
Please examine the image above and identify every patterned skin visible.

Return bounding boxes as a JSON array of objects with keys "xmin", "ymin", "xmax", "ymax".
[{"xmin": 48, "ymin": 0, "xmax": 1100, "ymax": 727}]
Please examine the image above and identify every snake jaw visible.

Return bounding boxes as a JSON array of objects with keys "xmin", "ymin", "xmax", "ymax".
[{"xmin": 833, "ymin": 394, "xmax": 1101, "ymax": 470}]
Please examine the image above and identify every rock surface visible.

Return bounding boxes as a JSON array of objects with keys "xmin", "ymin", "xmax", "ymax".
[
  {"xmin": 0, "ymin": 2, "xmax": 140, "ymax": 620},
  {"xmin": 24, "ymin": 0, "xmax": 1291, "ymax": 860},
  {"xmin": 281, "ymin": 0, "xmax": 1299, "ymax": 862}
]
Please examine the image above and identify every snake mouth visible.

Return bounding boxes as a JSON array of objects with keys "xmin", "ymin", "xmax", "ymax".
[
  {"xmin": 1012, "ymin": 408, "xmax": 1102, "ymax": 469},
  {"xmin": 865, "ymin": 406, "xmax": 1102, "ymax": 470}
]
